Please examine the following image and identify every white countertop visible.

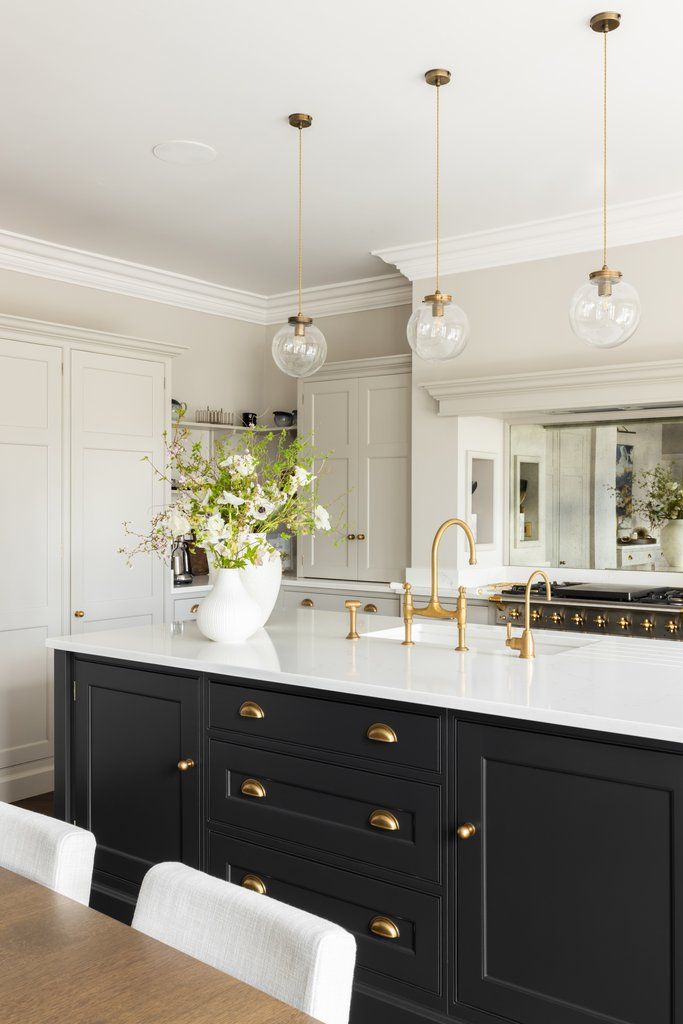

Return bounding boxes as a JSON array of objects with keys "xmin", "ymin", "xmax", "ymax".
[
  {"xmin": 173, "ymin": 575, "xmax": 397, "ymax": 596},
  {"xmin": 46, "ymin": 610, "xmax": 683, "ymax": 746}
]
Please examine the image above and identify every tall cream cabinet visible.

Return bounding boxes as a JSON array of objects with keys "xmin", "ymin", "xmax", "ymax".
[
  {"xmin": 0, "ymin": 314, "xmax": 184, "ymax": 801},
  {"xmin": 299, "ymin": 355, "xmax": 411, "ymax": 583}
]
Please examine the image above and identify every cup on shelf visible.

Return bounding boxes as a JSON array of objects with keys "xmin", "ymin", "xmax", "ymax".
[{"xmin": 242, "ymin": 412, "xmax": 257, "ymax": 427}]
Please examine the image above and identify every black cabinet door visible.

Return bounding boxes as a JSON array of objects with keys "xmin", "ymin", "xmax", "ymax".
[
  {"xmin": 73, "ymin": 659, "xmax": 200, "ymax": 889},
  {"xmin": 455, "ymin": 721, "xmax": 682, "ymax": 1024}
]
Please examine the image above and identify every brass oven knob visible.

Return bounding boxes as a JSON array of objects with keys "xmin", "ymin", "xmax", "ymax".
[
  {"xmin": 369, "ymin": 915, "xmax": 400, "ymax": 940},
  {"xmin": 550, "ymin": 612, "xmax": 563, "ymax": 624},
  {"xmin": 617, "ymin": 617, "xmax": 630, "ymax": 630},
  {"xmin": 369, "ymin": 809, "xmax": 400, "ymax": 831},
  {"xmin": 366, "ymin": 723, "xmax": 398, "ymax": 744},
  {"xmin": 509, "ymin": 608, "xmax": 521, "ymax": 620},
  {"xmin": 571, "ymin": 613, "xmax": 584, "ymax": 626},
  {"xmin": 177, "ymin": 758, "xmax": 195, "ymax": 772},
  {"xmin": 364, "ymin": 603, "xmax": 378, "ymax": 613},
  {"xmin": 241, "ymin": 778, "xmax": 267, "ymax": 799},
  {"xmin": 456, "ymin": 822, "xmax": 477, "ymax": 840},
  {"xmin": 531, "ymin": 609, "xmax": 542, "ymax": 622},
  {"xmin": 300, "ymin": 598, "xmax": 314, "ymax": 608},
  {"xmin": 641, "ymin": 619, "xmax": 654, "ymax": 632},
  {"xmin": 666, "ymin": 620, "xmax": 679, "ymax": 634},
  {"xmin": 239, "ymin": 701, "xmax": 265, "ymax": 719},
  {"xmin": 74, "ymin": 610, "xmax": 85, "ymax": 618},
  {"xmin": 241, "ymin": 874, "xmax": 267, "ymax": 895},
  {"xmin": 594, "ymin": 614, "xmax": 607, "ymax": 628}
]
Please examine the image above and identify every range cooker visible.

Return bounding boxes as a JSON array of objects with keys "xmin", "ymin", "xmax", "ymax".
[{"xmin": 493, "ymin": 583, "xmax": 683, "ymax": 641}]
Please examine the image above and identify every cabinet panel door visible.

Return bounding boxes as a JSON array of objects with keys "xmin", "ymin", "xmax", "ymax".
[
  {"xmin": 301, "ymin": 378, "xmax": 358, "ymax": 579},
  {"xmin": 70, "ymin": 350, "xmax": 165, "ymax": 633},
  {"xmin": 456, "ymin": 722, "xmax": 681, "ymax": 1024},
  {"xmin": 73, "ymin": 660, "xmax": 200, "ymax": 887},
  {"xmin": 357, "ymin": 373, "xmax": 410, "ymax": 582},
  {"xmin": 0, "ymin": 339, "xmax": 61, "ymax": 774}
]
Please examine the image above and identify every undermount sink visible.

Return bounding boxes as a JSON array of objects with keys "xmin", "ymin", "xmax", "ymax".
[{"xmin": 363, "ymin": 621, "xmax": 597, "ymax": 658}]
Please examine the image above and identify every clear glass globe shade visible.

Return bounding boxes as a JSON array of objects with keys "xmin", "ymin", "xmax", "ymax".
[
  {"xmin": 569, "ymin": 276, "xmax": 641, "ymax": 349},
  {"xmin": 272, "ymin": 322, "xmax": 327, "ymax": 378},
  {"xmin": 406, "ymin": 302, "xmax": 470, "ymax": 361}
]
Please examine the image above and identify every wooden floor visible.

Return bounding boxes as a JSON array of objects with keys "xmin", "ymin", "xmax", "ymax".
[{"xmin": 12, "ymin": 792, "xmax": 54, "ymax": 816}]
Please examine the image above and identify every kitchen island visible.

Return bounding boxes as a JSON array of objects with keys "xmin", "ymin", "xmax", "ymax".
[{"xmin": 48, "ymin": 610, "xmax": 683, "ymax": 1024}]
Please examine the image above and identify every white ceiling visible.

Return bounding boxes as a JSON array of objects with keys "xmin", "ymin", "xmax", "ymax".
[{"xmin": 0, "ymin": 0, "xmax": 681, "ymax": 294}]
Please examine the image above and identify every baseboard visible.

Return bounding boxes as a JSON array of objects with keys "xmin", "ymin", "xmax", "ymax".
[{"xmin": 0, "ymin": 759, "xmax": 54, "ymax": 803}]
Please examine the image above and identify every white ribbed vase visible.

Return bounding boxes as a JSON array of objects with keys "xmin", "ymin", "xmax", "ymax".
[
  {"xmin": 196, "ymin": 568, "xmax": 262, "ymax": 643},
  {"xmin": 661, "ymin": 520, "xmax": 683, "ymax": 570},
  {"xmin": 240, "ymin": 549, "xmax": 283, "ymax": 628}
]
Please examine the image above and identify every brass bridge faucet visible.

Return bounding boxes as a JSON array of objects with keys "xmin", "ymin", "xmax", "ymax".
[
  {"xmin": 403, "ymin": 518, "xmax": 477, "ymax": 651},
  {"xmin": 505, "ymin": 569, "xmax": 552, "ymax": 660}
]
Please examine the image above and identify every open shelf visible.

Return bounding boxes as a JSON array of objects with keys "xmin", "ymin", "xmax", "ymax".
[{"xmin": 174, "ymin": 421, "xmax": 296, "ymax": 432}]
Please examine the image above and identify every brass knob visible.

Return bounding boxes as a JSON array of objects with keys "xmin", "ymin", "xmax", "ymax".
[
  {"xmin": 241, "ymin": 778, "xmax": 267, "ymax": 799},
  {"xmin": 241, "ymin": 874, "xmax": 267, "ymax": 895},
  {"xmin": 239, "ymin": 701, "xmax": 265, "ymax": 719},
  {"xmin": 571, "ymin": 613, "xmax": 584, "ymax": 626},
  {"xmin": 364, "ymin": 603, "xmax": 378, "ymax": 614},
  {"xmin": 190, "ymin": 604, "xmax": 199, "ymax": 614},
  {"xmin": 357, "ymin": 533, "xmax": 366, "ymax": 541},
  {"xmin": 346, "ymin": 534, "xmax": 356, "ymax": 541},
  {"xmin": 301, "ymin": 598, "xmax": 314, "ymax": 608},
  {"xmin": 369, "ymin": 915, "xmax": 400, "ymax": 940},
  {"xmin": 531, "ymin": 608, "xmax": 542, "ymax": 622},
  {"xmin": 509, "ymin": 608, "xmax": 521, "ymax": 620},
  {"xmin": 456, "ymin": 822, "xmax": 477, "ymax": 840},
  {"xmin": 641, "ymin": 619, "xmax": 654, "ymax": 632},
  {"xmin": 73, "ymin": 610, "xmax": 85, "ymax": 618},
  {"xmin": 550, "ymin": 612, "xmax": 563, "ymax": 624},
  {"xmin": 666, "ymin": 619, "xmax": 679, "ymax": 634},
  {"xmin": 617, "ymin": 617, "xmax": 630, "ymax": 630},
  {"xmin": 594, "ymin": 614, "xmax": 607, "ymax": 628},
  {"xmin": 369, "ymin": 809, "xmax": 400, "ymax": 831},
  {"xmin": 366, "ymin": 723, "xmax": 398, "ymax": 744},
  {"xmin": 177, "ymin": 758, "xmax": 195, "ymax": 772}
]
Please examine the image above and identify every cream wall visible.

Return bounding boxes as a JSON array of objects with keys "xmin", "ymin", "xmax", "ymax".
[{"xmin": 410, "ymin": 235, "xmax": 683, "ymax": 576}]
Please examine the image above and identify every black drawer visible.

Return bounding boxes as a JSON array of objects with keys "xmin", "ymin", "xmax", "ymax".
[
  {"xmin": 209, "ymin": 832, "xmax": 442, "ymax": 998},
  {"xmin": 209, "ymin": 680, "xmax": 441, "ymax": 774},
  {"xmin": 209, "ymin": 739, "xmax": 441, "ymax": 883}
]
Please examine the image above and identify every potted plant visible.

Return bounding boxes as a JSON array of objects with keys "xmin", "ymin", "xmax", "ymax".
[
  {"xmin": 121, "ymin": 423, "xmax": 334, "ymax": 642},
  {"xmin": 631, "ymin": 463, "xmax": 683, "ymax": 569}
]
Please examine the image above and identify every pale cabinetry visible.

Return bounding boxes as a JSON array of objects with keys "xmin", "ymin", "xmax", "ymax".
[{"xmin": 300, "ymin": 357, "xmax": 410, "ymax": 583}]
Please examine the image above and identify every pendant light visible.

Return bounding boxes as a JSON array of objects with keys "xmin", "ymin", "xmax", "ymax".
[
  {"xmin": 569, "ymin": 13, "xmax": 641, "ymax": 348},
  {"xmin": 407, "ymin": 69, "xmax": 469, "ymax": 362},
  {"xmin": 272, "ymin": 113, "xmax": 327, "ymax": 378}
]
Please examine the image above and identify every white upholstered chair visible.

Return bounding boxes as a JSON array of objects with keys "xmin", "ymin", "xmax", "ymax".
[
  {"xmin": 0, "ymin": 801, "xmax": 96, "ymax": 905},
  {"xmin": 133, "ymin": 862, "xmax": 356, "ymax": 1024}
]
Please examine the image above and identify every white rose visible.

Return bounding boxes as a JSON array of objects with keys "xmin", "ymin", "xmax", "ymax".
[
  {"xmin": 314, "ymin": 504, "xmax": 331, "ymax": 531},
  {"xmin": 169, "ymin": 508, "xmax": 191, "ymax": 537}
]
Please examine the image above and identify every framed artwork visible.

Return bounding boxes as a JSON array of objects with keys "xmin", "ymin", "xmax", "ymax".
[{"xmin": 615, "ymin": 443, "xmax": 634, "ymax": 517}]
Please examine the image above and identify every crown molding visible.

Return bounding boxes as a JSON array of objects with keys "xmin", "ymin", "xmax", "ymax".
[
  {"xmin": 0, "ymin": 227, "xmax": 410, "ymax": 326},
  {"xmin": 266, "ymin": 274, "xmax": 411, "ymax": 324},
  {"xmin": 422, "ymin": 359, "xmax": 683, "ymax": 422},
  {"xmin": 0, "ymin": 312, "xmax": 189, "ymax": 358},
  {"xmin": 303, "ymin": 353, "xmax": 411, "ymax": 382},
  {"xmin": 372, "ymin": 191, "xmax": 683, "ymax": 282}
]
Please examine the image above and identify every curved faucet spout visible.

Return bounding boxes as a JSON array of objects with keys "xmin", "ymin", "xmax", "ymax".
[{"xmin": 416, "ymin": 518, "xmax": 477, "ymax": 619}]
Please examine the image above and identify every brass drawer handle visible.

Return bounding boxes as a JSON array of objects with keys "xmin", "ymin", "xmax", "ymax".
[
  {"xmin": 301, "ymin": 598, "xmax": 314, "ymax": 608},
  {"xmin": 239, "ymin": 701, "xmax": 265, "ymax": 719},
  {"xmin": 366, "ymin": 723, "xmax": 398, "ymax": 744},
  {"xmin": 241, "ymin": 778, "xmax": 267, "ymax": 799},
  {"xmin": 456, "ymin": 822, "xmax": 477, "ymax": 840},
  {"xmin": 241, "ymin": 873, "xmax": 267, "ymax": 895},
  {"xmin": 74, "ymin": 610, "xmax": 85, "ymax": 618},
  {"xmin": 190, "ymin": 604, "xmax": 199, "ymax": 614},
  {"xmin": 364, "ymin": 603, "xmax": 378, "ymax": 614},
  {"xmin": 369, "ymin": 915, "xmax": 400, "ymax": 940},
  {"xmin": 177, "ymin": 758, "xmax": 195, "ymax": 772},
  {"xmin": 369, "ymin": 809, "xmax": 400, "ymax": 831}
]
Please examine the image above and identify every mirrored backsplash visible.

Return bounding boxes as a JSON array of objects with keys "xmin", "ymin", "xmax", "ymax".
[{"xmin": 509, "ymin": 418, "xmax": 683, "ymax": 572}]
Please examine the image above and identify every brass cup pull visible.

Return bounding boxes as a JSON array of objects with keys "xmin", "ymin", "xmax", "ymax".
[
  {"xmin": 369, "ymin": 809, "xmax": 400, "ymax": 831},
  {"xmin": 346, "ymin": 534, "xmax": 356, "ymax": 541},
  {"xmin": 369, "ymin": 915, "xmax": 400, "ymax": 940},
  {"xmin": 301, "ymin": 598, "xmax": 314, "ymax": 608},
  {"xmin": 177, "ymin": 758, "xmax": 195, "ymax": 772},
  {"xmin": 190, "ymin": 604, "xmax": 199, "ymax": 614},
  {"xmin": 456, "ymin": 822, "xmax": 477, "ymax": 840},
  {"xmin": 239, "ymin": 700, "xmax": 265, "ymax": 719},
  {"xmin": 366, "ymin": 723, "xmax": 398, "ymax": 744},
  {"xmin": 241, "ymin": 873, "xmax": 267, "ymax": 895},
  {"xmin": 364, "ymin": 603, "xmax": 378, "ymax": 614},
  {"xmin": 357, "ymin": 533, "xmax": 366, "ymax": 541},
  {"xmin": 241, "ymin": 778, "xmax": 267, "ymax": 799},
  {"xmin": 74, "ymin": 610, "xmax": 85, "ymax": 618}
]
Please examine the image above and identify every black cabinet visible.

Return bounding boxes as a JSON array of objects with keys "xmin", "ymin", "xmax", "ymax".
[
  {"xmin": 71, "ymin": 659, "xmax": 201, "ymax": 920},
  {"xmin": 455, "ymin": 721, "xmax": 682, "ymax": 1024}
]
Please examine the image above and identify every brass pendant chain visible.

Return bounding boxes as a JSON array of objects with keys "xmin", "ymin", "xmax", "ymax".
[
  {"xmin": 297, "ymin": 125, "xmax": 303, "ymax": 318},
  {"xmin": 602, "ymin": 27, "xmax": 608, "ymax": 270},
  {"xmin": 435, "ymin": 81, "xmax": 441, "ymax": 293}
]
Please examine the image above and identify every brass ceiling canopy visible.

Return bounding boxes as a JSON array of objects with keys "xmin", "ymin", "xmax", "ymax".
[
  {"xmin": 590, "ymin": 11, "xmax": 621, "ymax": 33},
  {"xmin": 424, "ymin": 68, "xmax": 451, "ymax": 87},
  {"xmin": 288, "ymin": 113, "xmax": 313, "ymax": 129}
]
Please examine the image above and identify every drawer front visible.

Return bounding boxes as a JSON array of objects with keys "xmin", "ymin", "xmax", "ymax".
[
  {"xmin": 209, "ymin": 681, "xmax": 441, "ymax": 774},
  {"xmin": 173, "ymin": 596, "xmax": 204, "ymax": 621},
  {"xmin": 209, "ymin": 832, "xmax": 442, "ymax": 997},
  {"xmin": 209, "ymin": 740, "xmax": 441, "ymax": 882},
  {"xmin": 283, "ymin": 589, "xmax": 400, "ymax": 616}
]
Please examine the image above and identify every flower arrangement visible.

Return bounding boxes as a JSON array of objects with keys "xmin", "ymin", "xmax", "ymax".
[
  {"xmin": 120, "ymin": 422, "xmax": 334, "ymax": 570},
  {"xmin": 631, "ymin": 463, "xmax": 683, "ymax": 529}
]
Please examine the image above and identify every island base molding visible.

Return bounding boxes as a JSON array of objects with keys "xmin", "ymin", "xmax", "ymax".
[{"xmin": 54, "ymin": 650, "xmax": 683, "ymax": 1024}]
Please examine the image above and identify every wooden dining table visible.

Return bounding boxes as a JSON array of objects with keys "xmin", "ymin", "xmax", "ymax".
[{"xmin": 0, "ymin": 867, "xmax": 315, "ymax": 1024}]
